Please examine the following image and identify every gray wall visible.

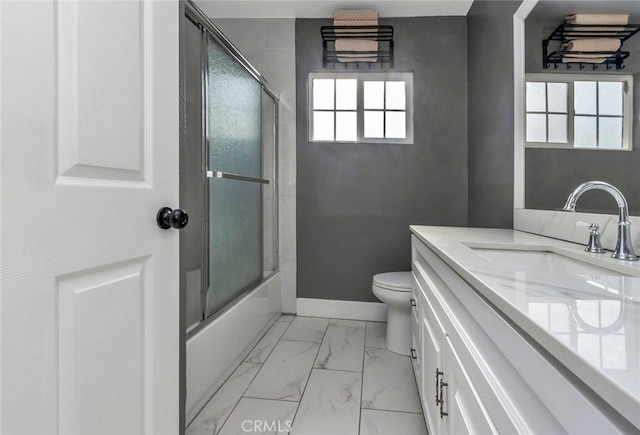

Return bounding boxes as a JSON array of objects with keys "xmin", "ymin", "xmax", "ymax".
[
  {"xmin": 524, "ymin": 1, "xmax": 640, "ymax": 214},
  {"xmin": 296, "ymin": 17, "xmax": 468, "ymax": 302},
  {"xmin": 467, "ymin": 1, "xmax": 522, "ymax": 228}
]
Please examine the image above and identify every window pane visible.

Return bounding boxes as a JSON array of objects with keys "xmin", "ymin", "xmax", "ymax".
[
  {"xmin": 364, "ymin": 81, "xmax": 385, "ymax": 109},
  {"xmin": 526, "ymin": 82, "xmax": 546, "ymax": 112},
  {"xmin": 336, "ymin": 79, "xmax": 357, "ymax": 110},
  {"xmin": 547, "ymin": 83, "xmax": 568, "ymax": 113},
  {"xmin": 574, "ymin": 82, "xmax": 597, "ymax": 115},
  {"xmin": 364, "ymin": 111, "xmax": 384, "ymax": 138},
  {"xmin": 574, "ymin": 116, "xmax": 597, "ymax": 148},
  {"xmin": 313, "ymin": 79, "xmax": 334, "ymax": 110},
  {"xmin": 526, "ymin": 113, "xmax": 547, "ymax": 142},
  {"xmin": 335, "ymin": 111, "xmax": 357, "ymax": 141},
  {"xmin": 599, "ymin": 117, "xmax": 623, "ymax": 149},
  {"xmin": 548, "ymin": 114, "xmax": 568, "ymax": 143},
  {"xmin": 313, "ymin": 111, "xmax": 334, "ymax": 141},
  {"xmin": 385, "ymin": 81, "xmax": 406, "ymax": 110},
  {"xmin": 599, "ymin": 82, "xmax": 623, "ymax": 116},
  {"xmin": 385, "ymin": 111, "xmax": 406, "ymax": 139}
]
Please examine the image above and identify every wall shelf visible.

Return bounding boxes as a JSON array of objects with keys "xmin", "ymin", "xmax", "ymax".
[
  {"xmin": 320, "ymin": 25, "xmax": 394, "ymax": 68},
  {"xmin": 542, "ymin": 23, "xmax": 640, "ymax": 70}
]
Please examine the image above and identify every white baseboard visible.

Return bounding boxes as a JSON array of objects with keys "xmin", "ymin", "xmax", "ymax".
[{"xmin": 296, "ymin": 298, "xmax": 388, "ymax": 322}]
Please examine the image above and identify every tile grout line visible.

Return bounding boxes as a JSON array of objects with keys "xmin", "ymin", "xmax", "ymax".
[
  {"xmin": 358, "ymin": 323, "xmax": 369, "ymax": 435},
  {"xmin": 287, "ymin": 316, "xmax": 331, "ymax": 432},
  {"xmin": 361, "ymin": 407, "xmax": 426, "ymax": 415},
  {"xmin": 213, "ymin": 364, "xmax": 264, "ymax": 434},
  {"xmin": 247, "ymin": 320, "xmax": 292, "ymax": 364}
]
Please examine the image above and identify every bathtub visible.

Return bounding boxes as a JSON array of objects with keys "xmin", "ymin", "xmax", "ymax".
[{"xmin": 185, "ymin": 273, "xmax": 281, "ymax": 424}]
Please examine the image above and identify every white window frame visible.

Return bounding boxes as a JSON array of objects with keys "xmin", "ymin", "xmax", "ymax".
[
  {"xmin": 525, "ymin": 73, "xmax": 633, "ymax": 151},
  {"xmin": 308, "ymin": 72, "xmax": 414, "ymax": 144}
]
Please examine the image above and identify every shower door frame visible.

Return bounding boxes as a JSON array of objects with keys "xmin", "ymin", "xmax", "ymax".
[{"xmin": 185, "ymin": 1, "xmax": 280, "ymax": 336}]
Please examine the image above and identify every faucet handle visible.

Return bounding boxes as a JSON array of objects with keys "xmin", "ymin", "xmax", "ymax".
[{"xmin": 579, "ymin": 222, "xmax": 605, "ymax": 254}]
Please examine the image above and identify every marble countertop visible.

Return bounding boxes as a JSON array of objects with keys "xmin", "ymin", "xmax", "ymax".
[{"xmin": 409, "ymin": 226, "xmax": 640, "ymax": 428}]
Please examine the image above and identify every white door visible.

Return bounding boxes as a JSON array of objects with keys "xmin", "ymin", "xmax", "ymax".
[
  {"xmin": 444, "ymin": 338, "xmax": 498, "ymax": 435},
  {"xmin": 1, "ymin": 1, "xmax": 180, "ymax": 433}
]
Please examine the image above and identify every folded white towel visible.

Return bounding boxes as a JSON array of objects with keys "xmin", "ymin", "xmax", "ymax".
[
  {"xmin": 562, "ymin": 56, "xmax": 607, "ymax": 64},
  {"xmin": 335, "ymin": 39, "xmax": 378, "ymax": 62},
  {"xmin": 561, "ymin": 38, "xmax": 621, "ymax": 52},
  {"xmin": 334, "ymin": 9, "xmax": 378, "ymax": 22},
  {"xmin": 565, "ymin": 14, "xmax": 629, "ymax": 25}
]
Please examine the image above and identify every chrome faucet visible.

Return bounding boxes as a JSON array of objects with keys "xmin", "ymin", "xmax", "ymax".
[{"xmin": 563, "ymin": 181, "xmax": 638, "ymax": 261}]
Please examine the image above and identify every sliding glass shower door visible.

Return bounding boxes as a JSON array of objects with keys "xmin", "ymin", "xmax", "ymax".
[
  {"xmin": 181, "ymin": 17, "xmax": 278, "ymax": 332},
  {"xmin": 206, "ymin": 36, "xmax": 263, "ymax": 315}
]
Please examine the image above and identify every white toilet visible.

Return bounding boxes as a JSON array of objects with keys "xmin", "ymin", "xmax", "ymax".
[{"xmin": 372, "ymin": 271, "xmax": 413, "ymax": 356}]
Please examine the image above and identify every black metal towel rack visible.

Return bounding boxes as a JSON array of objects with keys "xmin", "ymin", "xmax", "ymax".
[
  {"xmin": 543, "ymin": 23, "xmax": 640, "ymax": 70},
  {"xmin": 320, "ymin": 25, "xmax": 394, "ymax": 68}
]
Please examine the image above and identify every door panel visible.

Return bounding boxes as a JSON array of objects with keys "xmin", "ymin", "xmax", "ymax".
[
  {"xmin": 0, "ymin": 1, "xmax": 179, "ymax": 433},
  {"xmin": 57, "ymin": 0, "xmax": 148, "ymax": 183},
  {"xmin": 445, "ymin": 338, "xmax": 497, "ymax": 435},
  {"xmin": 58, "ymin": 259, "xmax": 147, "ymax": 434}
]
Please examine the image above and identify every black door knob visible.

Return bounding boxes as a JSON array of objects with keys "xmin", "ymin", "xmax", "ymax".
[{"xmin": 157, "ymin": 207, "xmax": 189, "ymax": 230}]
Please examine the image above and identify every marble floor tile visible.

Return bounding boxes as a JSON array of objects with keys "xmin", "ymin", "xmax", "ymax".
[
  {"xmin": 244, "ymin": 340, "xmax": 319, "ymax": 401},
  {"xmin": 186, "ymin": 363, "xmax": 261, "ymax": 435},
  {"xmin": 314, "ymin": 325, "xmax": 365, "ymax": 372},
  {"xmin": 330, "ymin": 319, "xmax": 366, "ymax": 328},
  {"xmin": 365, "ymin": 322, "xmax": 387, "ymax": 349},
  {"xmin": 218, "ymin": 398, "xmax": 298, "ymax": 435},
  {"xmin": 290, "ymin": 369, "xmax": 362, "ymax": 435},
  {"xmin": 361, "ymin": 348, "xmax": 422, "ymax": 413},
  {"xmin": 280, "ymin": 316, "xmax": 329, "ymax": 343},
  {"xmin": 245, "ymin": 321, "xmax": 290, "ymax": 364},
  {"xmin": 277, "ymin": 314, "xmax": 295, "ymax": 324},
  {"xmin": 359, "ymin": 409, "xmax": 428, "ymax": 435}
]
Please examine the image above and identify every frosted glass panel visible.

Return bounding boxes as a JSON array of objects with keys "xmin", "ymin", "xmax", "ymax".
[
  {"xmin": 336, "ymin": 112, "xmax": 357, "ymax": 141},
  {"xmin": 526, "ymin": 82, "xmax": 546, "ymax": 112},
  {"xmin": 574, "ymin": 82, "xmax": 597, "ymax": 115},
  {"xmin": 386, "ymin": 112, "xmax": 406, "ymax": 139},
  {"xmin": 262, "ymin": 91, "xmax": 276, "ymax": 275},
  {"xmin": 574, "ymin": 116, "xmax": 597, "ymax": 148},
  {"xmin": 313, "ymin": 112, "xmax": 334, "ymax": 141},
  {"xmin": 364, "ymin": 111, "xmax": 384, "ymax": 138},
  {"xmin": 547, "ymin": 83, "xmax": 567, "ymax": 113},
  {"xmin": 313, "ymin": 79, "xmax": 335, "ymax": 110},
  {"xmin": 364, "ymin": 81, "xmax": 384, "ymax": 109},
  {"xmin": 526, "ymin": 114, "xmax": 546, "ymax": 142},
  {"xmin": 336, "ymin": 79, "xmax": 357, "ymax": 110},
  {"xmin": 207, "ymin": 37, "xmax": 262, "ymax": 178},
  {"xmin": 548, "ymin": 114, "xmax": 567, "ymax": 143},
  {"xmin": 599, "ymin": 117, "xmax": 623, "ymax": 149},
  {"xmin": 385, "ymin": 81, "xmax": 406, "ymax": 110},
  {"xmin": 599, "ymin": 82, "xmax": 623, "ymax": 116},
  {"xmin": 181, "ymin": 21, "xmax": 205, "ymax": 329},
  {"xmin": 207, "ymin": 178, "xmax": 262, "ymax": 315}
]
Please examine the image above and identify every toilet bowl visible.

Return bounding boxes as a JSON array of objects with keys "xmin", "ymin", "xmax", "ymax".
[{"xmin": 372, "ymin": 271, "xmax": 413, "ymax": 356}]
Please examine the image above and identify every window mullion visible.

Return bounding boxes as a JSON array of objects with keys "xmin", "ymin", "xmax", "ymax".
[
  {"xmin": 595, "ymin": 82, "xmax": 600, "ymax": 149},
  {"xmin": 358, "ymin": 79, "xmax": 364, "ymax": 142},
  {"xmin": 382, "ymin": 81, "xmax": 387, "ymax": 138}
]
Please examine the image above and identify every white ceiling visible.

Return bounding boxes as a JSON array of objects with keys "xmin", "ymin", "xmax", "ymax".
[{"xmin": 194, "ymin": 0, "xmax": 475, "ymax": 19}]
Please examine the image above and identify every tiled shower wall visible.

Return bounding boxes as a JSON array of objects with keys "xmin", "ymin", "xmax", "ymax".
[{"xmin": 213, "ymin": 18, "xmax": 297, "ymax": 313}]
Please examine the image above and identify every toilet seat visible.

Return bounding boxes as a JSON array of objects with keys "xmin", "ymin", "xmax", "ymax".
[{"xmin": 372, "ymin": 271, "xmax": 412, "ymax": 292}]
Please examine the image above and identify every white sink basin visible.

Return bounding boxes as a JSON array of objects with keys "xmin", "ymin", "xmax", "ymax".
[{"xmin": 472, "ymin": 248, "xmax": 626, "ymax": 276}]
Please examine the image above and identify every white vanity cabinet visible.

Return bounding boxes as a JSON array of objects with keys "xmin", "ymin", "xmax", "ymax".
[
  {"xmin": 411, "ymin": 256, "xmax": 497, "ymax": 435},
  {"xmin": 410, "ymin": 234, "xmax": 633, "ymax": 434}
]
